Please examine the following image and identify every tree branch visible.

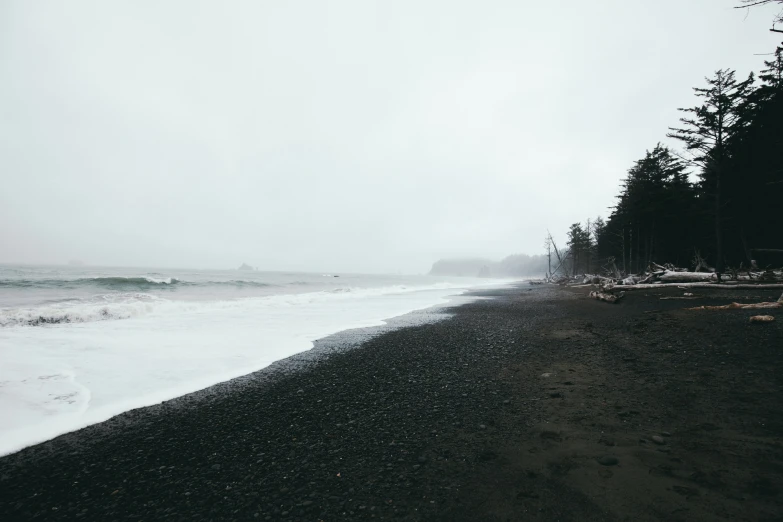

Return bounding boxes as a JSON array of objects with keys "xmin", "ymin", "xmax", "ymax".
[{"xmin": 735, "ymin": 0, "xmax": 777, "ymax": 9}]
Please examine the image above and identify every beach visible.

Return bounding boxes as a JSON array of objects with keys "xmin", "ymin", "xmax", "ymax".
[{"xmin": 1, "ymin": 283, "xmax": 782, "ymax": 521}]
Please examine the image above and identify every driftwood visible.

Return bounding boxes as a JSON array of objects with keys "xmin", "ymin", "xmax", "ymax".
[
  {"xmin": 548, "ymin": 266, "xmax": 781, "ymax": 288},
  {"xmin": 688, "ymin": 302, "xmax": 781, "ymax": 310},
  {"xmin": 618, "ymin": 283, "xmax": 783, "ymax": 291},
  {"xmin": 687, "ymin": 293, "xmax": 783, "ymax": 311},
  {"xmin": 658, "ymin": 271, "xmax": 717, "ymax": 283},
  {"xmin": 750, "ymin": 315, "xmax": 776, "ymax": 323},
  {"xmin": 692, "ymin": 250, "xmax": 715, "ymax": 273},
  {"xmin": 606, "ymin": 257, "xmax": 622, "ymax": 279},
  {"xmin": 589, "ymin": 290, "xmax": 625, "ymax": 303},
  {"xmin": 541, "ymin": 253, "xmax": 782, "ymax": 309},
  {"xmin": 620, "ymin": 275, "xmax": 641, "ymax": 285}
]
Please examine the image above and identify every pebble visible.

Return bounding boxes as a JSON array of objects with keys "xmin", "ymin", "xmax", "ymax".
[
  {"xmin": 598, "ymin": 456, "xmax": 619, "ymax": 466},
  {"xmin": 211, "ymin": 464, "xmax": 221, "ymax": 470},
  {"xmin": 651, "ymin": 435, "xmax": 666, "ymax": 445}
]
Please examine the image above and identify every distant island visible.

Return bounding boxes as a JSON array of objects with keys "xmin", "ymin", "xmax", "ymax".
[
  {"xmin": 237, "ymin": 263, "xmax": 254, "ymax": 271},
  {"xmin": 429, "ymin": 254, "xmax": 547, "ymax": 278}
]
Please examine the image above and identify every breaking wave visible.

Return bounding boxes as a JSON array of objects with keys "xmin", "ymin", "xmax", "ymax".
[
  {"xmin": 0, "ymin": 276, "xmax": 182, "ymax": 290},
  {"xmin": 0, "ymin": 277, "xmax": 280, "ymax": 291},
  {"xmin": 0, "ymin": 283, "xmax": 467, "ymax": 328}
]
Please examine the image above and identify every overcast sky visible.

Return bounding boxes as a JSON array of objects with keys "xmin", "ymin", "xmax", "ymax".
[{"xmin": 1, "ymin": 1, "xmax": 779, "ymax": 273}]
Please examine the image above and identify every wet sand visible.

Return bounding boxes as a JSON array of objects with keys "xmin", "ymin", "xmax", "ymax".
[{"xmin": 1, "ymin": 284, "xmax": 782, "ymax": 521}]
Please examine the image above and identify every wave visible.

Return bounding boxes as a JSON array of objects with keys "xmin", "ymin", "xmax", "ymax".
[
  {"xmin": 0, "ymin": 276, "xmax": 182, "ymax": 289},
  {"xmin": 92, "ymin": 276, "xmax": 182, "ymax": 286},
  {"xmin": 0, "ymin": 283, "xmax": 471, "ymax": 328},
  {"xmin": 0, "ymin": 296, "xmax": 160, "ymax": 327},
  {"xmin": 0, "ymin": 276, "xmax": 286, "ymax": 291}
]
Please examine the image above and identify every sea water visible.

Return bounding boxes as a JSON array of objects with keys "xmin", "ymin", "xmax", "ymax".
[{"xmin": 0, "ymin": 265, "xmax": 515, "ymax": 456}]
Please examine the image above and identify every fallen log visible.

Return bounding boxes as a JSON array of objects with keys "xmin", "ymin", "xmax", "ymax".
[
  {"xmin": 617, "ymin": 283, "xmax": 783, "ymax": 291},
  {"xmin": 637, "ymin": 272, "xmax": 661, "ymax": 284},
  {"xmin": 687, "ymin": 301, "xmax": 781, "ymax": 311},
  {"xmin": 658, "ymin": 271, "xmax": 717, "ymax": 283},
  {"xmin": 589, "ymin": 290, "xmax": 625, "ymax": 303},
  {"xmin": 750, "ymin": 315, "xmax": 776, "ymax": 323},
  {"xmin": 650, "ymin": 262, "xmax": 667, "ymax": 272}
]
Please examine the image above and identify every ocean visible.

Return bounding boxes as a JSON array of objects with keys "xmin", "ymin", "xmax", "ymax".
[{"xmin": 0, "ymin": 264, "xmax": 516, "ymax": 456}]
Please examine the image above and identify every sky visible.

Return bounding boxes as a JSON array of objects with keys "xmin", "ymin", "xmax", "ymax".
[{"xmin": 1, "ymin": 0, "xmax": 780, "ymax": 274}]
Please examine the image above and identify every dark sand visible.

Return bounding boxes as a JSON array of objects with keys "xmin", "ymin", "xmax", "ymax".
[{"xmin": 1, "ymin": 284, "xmax": 782, "ymax": 521}]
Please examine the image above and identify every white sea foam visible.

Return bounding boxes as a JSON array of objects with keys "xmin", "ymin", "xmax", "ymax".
[
  {"xmin": 0, "ymin": 293, "xmax": 161, "ymax": 327},
  {"xmin": 0, "ymin": 276, "xmax": 516, "ymax": 456},
  {"xmin": 0, "ymin": 283, "xmax": 465, "ymax": 327}
]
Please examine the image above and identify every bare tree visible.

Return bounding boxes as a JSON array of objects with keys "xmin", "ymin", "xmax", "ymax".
[
  {"xmin": 736, "ymin": 0, "xmax": 783, "ymax": 27},
  {"xmin": 544, "ymin": 234, "xmax": 552, "ymax": 279}
]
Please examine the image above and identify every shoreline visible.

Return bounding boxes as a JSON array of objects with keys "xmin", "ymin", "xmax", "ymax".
[
  {"xmin": 0, "ymin": 281, "xmax": 514, "ymax": 458},
  {"xmin": 2, "ymin": 283, "xmax": 782, "ymax": 520}
]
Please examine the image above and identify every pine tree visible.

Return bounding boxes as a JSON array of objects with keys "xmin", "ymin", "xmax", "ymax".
[
  {"xmin": 599, "ymin": 145, "xmax": 693, "ymax": 272},
  {"xmin": 724, "ymin": 48, "xmax": 783, "ymax": 265},
  {"xmin": 667, "ymin": 69, "xmax": 754, "ymax": 279},
  {"xmin": 566, "ymin": 223, "xmax": 592, "ymax": 276}
]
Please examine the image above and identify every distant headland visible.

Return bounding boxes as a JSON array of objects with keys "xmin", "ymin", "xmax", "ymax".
[{"xmin": 429, "ymin": 254, "xmax": 547, "ymax": 278}]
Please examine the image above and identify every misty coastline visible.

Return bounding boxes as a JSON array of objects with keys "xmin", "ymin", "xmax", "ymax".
[{"xmin": 428, "ymin": 254, "xmax": 547, "ymax": 279}]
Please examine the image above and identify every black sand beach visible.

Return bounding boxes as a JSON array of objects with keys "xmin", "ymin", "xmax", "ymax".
[{"xmin": 1, "ymin": 284, "xmax": 782, "ymax": 521}]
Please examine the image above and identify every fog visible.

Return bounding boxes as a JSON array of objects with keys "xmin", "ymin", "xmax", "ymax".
[{"xmin": 1, "ymin": 1, "xmax": 778, "ymax": 274}]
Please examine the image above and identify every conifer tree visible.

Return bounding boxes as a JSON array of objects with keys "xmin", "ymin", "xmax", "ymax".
[
  {"xmin": 667, "ymin": 69, "xmax": 754, "ymax": 280},
  {"xmin": 724, "ymin": 48, "xmax": 783, "ymax": 263}
]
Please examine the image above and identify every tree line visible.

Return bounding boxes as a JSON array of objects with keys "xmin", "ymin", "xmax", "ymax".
[{"xmin": 547, "ymin": 44, "xmax": 783, "ymax": 280}]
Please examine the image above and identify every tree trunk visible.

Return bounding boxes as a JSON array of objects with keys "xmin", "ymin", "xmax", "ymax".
[
  {"xmin": 635, "ymin": 226, "xmax": 641, "ymax": 274},
  {"xmin": 740, "ymin": 229, "xmax": 753, "ymax": 265},
  {"xmin": 621, "ymin": 227, "xmax": 627, "ymax": 275},
  {"xmin": 586, "ymin": 219, "xmax": 591, "ymax": 275},
  {"xmin": 649, "ymin": 220, "xmax": 656, "ymax": 267},
  {"xmin": 715, "ymin": 164, "xmax": 724, "ymax": 282}
]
